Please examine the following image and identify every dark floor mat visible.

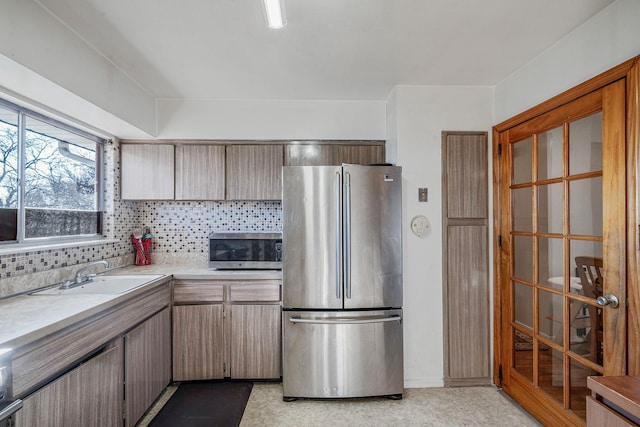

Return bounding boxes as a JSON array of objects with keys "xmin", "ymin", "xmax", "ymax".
[{"xmin": 149, "ymin": 381, "xmax": 253, "ymax": 427}]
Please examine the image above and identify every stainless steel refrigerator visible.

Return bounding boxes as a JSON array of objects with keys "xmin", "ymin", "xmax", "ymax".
[{"xmin": 282, "ymin": 164, "xmax": 403, "ymax": 400}]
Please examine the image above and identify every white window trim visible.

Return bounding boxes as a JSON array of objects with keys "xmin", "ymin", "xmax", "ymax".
[{"xmin": 0, "ymin": 98, "xmax": 106, "ymax": 245}]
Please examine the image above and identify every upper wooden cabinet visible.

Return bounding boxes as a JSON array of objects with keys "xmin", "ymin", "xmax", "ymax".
[
  {"xmin": 284, "ymin": 144, "xmax": 385, "ymax": 166},
  {"xmin": 175, "ymin": 145, "xmax": 225, "ymax": 200},
  {"xmin": 226, "ymin": 145, "xmax": 283, "ymax": 200},
  {"xmin": 121, "ymin": 144, "xmax": 174, "ymax": 200},
  {"xmin": 339, "ymin": 144, "xmax": 385, "ymax": 165},
  {"xmin": 121, "ymin": 141, "xmax": 384, "ymax": 200}
]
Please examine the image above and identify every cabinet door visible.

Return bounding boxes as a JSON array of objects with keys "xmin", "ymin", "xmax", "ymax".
[
  {"xmin": 173, "ymin": 304, "xmax": 224, "ymax": 380},
  {"xmin": 121, "ymin": 144, "xmax": 174, "ymax": 200},
  {"xmin": 285, "ymin": 145, "xmax": 336, "ymax": 166},
  {"xmin": 442, "ymin": 132, "xmax": 490, "ymax": 386},
  {"xmin": 14, "ymin": 341, "xmax": 123, "ymax": 427},
  {"xmin": 230, "ymin": 304, "xmax": 281, "ymax": 379},
  {"xmin": 586, "ymin": 397, "xmax": 636, "ymax": 427},
  {"xmin": 336, "ymin": 145, "xmax": 385, "ymax": 165},
  {"xmin": 285, "ymin": 144, "xmax": 385, "ymax": 166},
  {"xmin": 226, "ymin": 145, "xmax": 283, "ymax": 200},
  {"xmin": 124, "ymin": 308, "xmax": 171, "ymax": 427},
  {"xmin": 175, "ymin": 145, "xmax": 225, "ymax": 200}
]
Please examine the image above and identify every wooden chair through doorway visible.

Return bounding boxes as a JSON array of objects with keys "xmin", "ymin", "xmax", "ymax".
[{"xmin": 575, "ymin": 256, "xmax": 604, "ymax": 365}]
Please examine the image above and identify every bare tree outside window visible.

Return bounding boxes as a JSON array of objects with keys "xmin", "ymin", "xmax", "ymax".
[
  {"xmin": 0, "ymin": 116, "xmax": 19, "ymax": 241},
  {"xmin": 0, "ymin": 103, "xmax": 103, "ymax": 242}
]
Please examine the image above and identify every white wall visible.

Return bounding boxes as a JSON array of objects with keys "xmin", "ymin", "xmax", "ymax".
[
  {"xmin": 0, "ymin": 0, "xmax": 155, "ymax": 137},
  {"xmin": 156, "ymin": 98, "xmax": 386, "ymax": 140},
  {"xmin": 388, "ymin": 85, "xmax": 494, "ymax": 387},
  {"xmin": 0, "ymin": 55, "xmax": 152, "ymax": 139},
  {"xmin": 494, "ymin": 0, "xmax": 640, "ymax": 123}
]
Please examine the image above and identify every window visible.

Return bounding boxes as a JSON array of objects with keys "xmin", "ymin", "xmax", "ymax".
[{"xmin": 0, "ymin": 99, "xmax": 104, "ymax": 244}]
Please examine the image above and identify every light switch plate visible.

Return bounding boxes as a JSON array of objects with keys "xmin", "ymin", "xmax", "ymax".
[{"xmin": 418, "ymin": 188, "xmax": 428, "ymax": 202}]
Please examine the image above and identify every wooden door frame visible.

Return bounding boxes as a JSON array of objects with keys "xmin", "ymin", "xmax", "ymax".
[{"xmin": 492, "ymin": 55, "xmax": 640, "ymax": 414}]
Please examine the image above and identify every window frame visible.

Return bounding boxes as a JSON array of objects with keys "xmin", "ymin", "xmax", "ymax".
[{"xmin": 0, "ymin": 98, "xmax": 106, "ymax": 246}]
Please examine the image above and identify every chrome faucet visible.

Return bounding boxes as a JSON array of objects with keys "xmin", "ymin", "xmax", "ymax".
[{"xmin": 73, "ymin": 260, "xmax": 109, "ymax": 285}]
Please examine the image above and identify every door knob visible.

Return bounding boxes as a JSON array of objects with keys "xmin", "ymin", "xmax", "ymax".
[{"xmin": 596, "ymin": 293, "xmax": 619, "ymax": 308}]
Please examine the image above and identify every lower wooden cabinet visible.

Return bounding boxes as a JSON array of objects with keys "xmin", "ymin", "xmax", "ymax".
[
  {"xmin": 124, "ymin": 308, "xmax": 171, "ymax": 427},
  {"xmin": 14, "ymin": 340, "xmax": 124, "ymax": 427},
  {"xmin": 172, "ymin": 279, "xmax": 282, "ymax": 380},
  {"xmin": 12, "ymin": 283, "xmax": 172, "ymax": 427},
  {"xmin": 173, "ymin": 304, "xmax": 225, "ymax": 381},
  {"xmin": 230, "ymin": 304, "xmax": 281, "ymax": 379}
]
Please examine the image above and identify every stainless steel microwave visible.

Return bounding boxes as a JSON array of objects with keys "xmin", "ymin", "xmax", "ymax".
[{"xmin": 209, "ymin": 232, "xmax": 282, "ymax": 270}]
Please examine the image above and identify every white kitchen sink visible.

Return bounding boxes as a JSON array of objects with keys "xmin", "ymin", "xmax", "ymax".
[{"xmin": 32, "ymin": 275, "xmax": 165, "ymax": 295}]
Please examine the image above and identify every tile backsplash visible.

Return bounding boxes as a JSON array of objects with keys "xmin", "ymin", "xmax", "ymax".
[
  {"xmin": 140, "ymin": 200, "xmax": 282, "ymax": 255},
  {"xmin": 0, "ymin": 139, "xmax": 282, "ymax": 297}
]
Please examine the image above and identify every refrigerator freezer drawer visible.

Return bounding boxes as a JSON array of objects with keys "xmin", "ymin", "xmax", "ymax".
[{"xmin": 282, "ymin": 310, "xmax": 403, "ymax": 399}]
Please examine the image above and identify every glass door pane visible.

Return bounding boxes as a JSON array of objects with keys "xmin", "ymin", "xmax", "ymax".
[
  {"xmin": 501, "ymin": 80, "xmax": 626, "ymax": 426},
  {"xmin": 512, "ymin": 137, "xmax": 532, "ymax": 184},
  {"xmin": 508, "ymin": 109, "xmax": 610, "ymax": 421},
  {"xmin": 538, "ymin": 126, "xmax": 563, "ymax": 180}
]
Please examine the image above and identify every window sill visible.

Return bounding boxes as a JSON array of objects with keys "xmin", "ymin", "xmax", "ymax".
[{"xmin": 0, "ymin": 238, "xmax": 119, "ymax": 255}]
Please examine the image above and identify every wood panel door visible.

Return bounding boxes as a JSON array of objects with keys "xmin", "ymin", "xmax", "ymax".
[
  {"xmin": 230, "ymin": 304, "xmax": 281, "ymax": 379},
  {"xmin": 175, "ymin": 145, "xmax": 225, "ymax": 200},
  {"xmin": 442, "ymin": 131, "xmax": 490, "ymax": 386},
  {"xmin": 121, "ymin": 144, "xmax": 174, "ymax": 200},
  {"xmin": 337, "ymin": 145, "xmax": 385, "ymax": 165},
  {"xmin": 494, "ymin": 79, "xmax": 628, "ymax": 425},
  {"xmin": 15, "ymin": 341, "xmax": 123, "ymax": 427},
  {"xmin": 124, "ymin": 308, "xmax": 171, "ymax": 427},
  {"xmin": 226, "ymin": 145, "xmax": 283, "ymax": 200},
  {"xmin": 284, "ymin": 144, "xmax": 385, "ymax": 166},
  {"xmin": 172, "ymin": 304, "xmax": 225, "ymax": 380}
]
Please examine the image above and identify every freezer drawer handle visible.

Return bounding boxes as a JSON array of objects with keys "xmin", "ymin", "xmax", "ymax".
[{"xmin": 289, "ymin": 315, "xmax": 401, "ymax": 325}]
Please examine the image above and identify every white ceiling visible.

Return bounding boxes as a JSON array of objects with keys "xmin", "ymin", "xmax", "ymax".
[{"xmin": 35, "ymin": 0, "xmax": 615, "ymax": 101}]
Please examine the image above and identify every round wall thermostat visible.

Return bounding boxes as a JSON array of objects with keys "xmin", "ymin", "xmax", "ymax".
[{"xmin": 410, "ymin": 215, "xmax": 430, "ymax": 237}]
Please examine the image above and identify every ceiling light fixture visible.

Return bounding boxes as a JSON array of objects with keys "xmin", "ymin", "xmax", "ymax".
[{"xmin": 262, "ymin": 0, "xmax": 286, "ymax": 29}]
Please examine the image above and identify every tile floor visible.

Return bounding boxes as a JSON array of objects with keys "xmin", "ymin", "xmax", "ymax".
[{"xmin": 140, "ymin": 383, "xmax": 542, "ymax": 427}]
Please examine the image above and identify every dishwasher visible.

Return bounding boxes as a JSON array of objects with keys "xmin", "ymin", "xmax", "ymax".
[{"xmin": 0, "ymin": 349, "xmax": 21, "ymax": 427}]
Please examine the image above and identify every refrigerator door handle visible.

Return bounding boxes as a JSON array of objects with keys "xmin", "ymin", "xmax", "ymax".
[
  {"xmin": 344, "ymin": 171, "xmax": 351, "ymax": 299},
  {"xmin": 288, "ymin": 315, "xmax": 401, "ymax": 325},
  {"xmin": 335, "ymin": 170, "xmax": 343, "ymax": 300}
]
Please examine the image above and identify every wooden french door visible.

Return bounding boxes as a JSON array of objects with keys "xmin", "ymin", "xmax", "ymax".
[{"xmin": 494, "ymin": 77, "xmax": 628, "ymax": 426}]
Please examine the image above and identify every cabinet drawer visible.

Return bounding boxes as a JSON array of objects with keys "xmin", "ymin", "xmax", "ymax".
[
  {"xmin": 229, "ymin": 281, "xmax": 281, "ymax": 302},
  {"xmin": 174, "ymin": 282, "xmax": 224, "ymax": 304}
]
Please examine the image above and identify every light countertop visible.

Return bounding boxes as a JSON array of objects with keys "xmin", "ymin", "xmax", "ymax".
[
  {"xmin": 0, "ymin": 264, "xmax": 281, "ymax": 351},
  {"xmin": 117, "ymin": 264, "xmax": 282, "ymax": 280}
]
